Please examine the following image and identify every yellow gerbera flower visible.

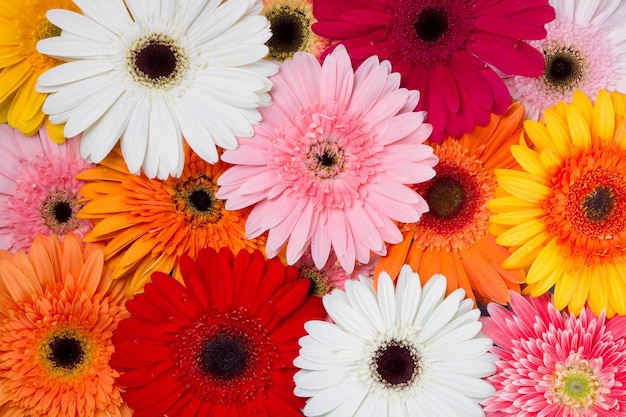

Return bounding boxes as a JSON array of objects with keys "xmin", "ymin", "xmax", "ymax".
[
  {"xmin": 77, "ymin": 147, "xmax": 265, "ymax": 295},
  {"xmin": 489, "ymin": 89, "xmax": 626, "ymax": 317},
  {"xmin": 374, "ymin": 102, "xmax": 526, "ymax": 305},
  {"xmin": 0, "ymin": 0, "xmax": 74, "ymax": 141}
]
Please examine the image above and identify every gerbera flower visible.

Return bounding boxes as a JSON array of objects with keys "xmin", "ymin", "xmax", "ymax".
[
  {"xmin": 295, "ymin": 249, "xmax": 378, "ymax": 296},
  {"xmin": 489, "ymin": 90, "xmax": 626, "ymax": 317},
  {"xmin": 504, "ymin": 0, "xmax": 626, "ymax": 120},
  {"xmin": 111, "ymin": 247, "xmax": 325, "ymax": 417},
  {"xmin": 217, "ymin": 45, "xmax": 437, "ymax": 273},
  {"xmin": 0, "ymin": 0, "xmax": 75, "ymax": 141},
  {"xmin": 0, "ymin": 125, "xmax": 92, "ymax": 252},
  {"xmin": 36, "ymin": 0, "xmax": 278, "ymax": 179},
  {"xmin": 77, "ymin": 146, "xmax": 264, "ymax": 295},
  {"xmin": 482, "ymin": 291, "xmax": 626, "ymax": 416},
  {"xmin": 374, "ymin": 102, "xmax": 526, "ymax": 305},
  {"xmin": 294, "ymin": 266, "xmax": 496, "ymax": 416},
  {"xmin": 0, "ymin": 233, "xmax": 131, "ymax": 417},
  {"xmin": 261, "ymin": 0, "xmax": 330, "ymax": 61},
  {"xmin": 311, "ymin": 0, "xmax": 555, "ymax": 142}
]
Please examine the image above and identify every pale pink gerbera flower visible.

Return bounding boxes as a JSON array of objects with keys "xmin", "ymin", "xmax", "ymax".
[
  {"xmin": 504, "ymin": 0, "xmax": 626, "ymax": 120},
  {"xmin": 0, "ymin": 125, "xmax": 92, "ymax": 251},
  {"xmin": 217, "ymin": 45, "xmax": 437, "ymax": 272},
  {"xmin": 482, "ymin": 292, "xmax": 626, "ymax": 417}
]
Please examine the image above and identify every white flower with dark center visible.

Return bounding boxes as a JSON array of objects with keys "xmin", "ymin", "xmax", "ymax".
[
  {"xmin": 504, "ymin": 0, "xmax": 626, "ymax": 120},
  {"xmin": 294, "ymin": 267, "xmax": 496, "ymax": 417},
  {"xmin": 36, "ymin": 0, "xmax": 277, "ymax": 179}
]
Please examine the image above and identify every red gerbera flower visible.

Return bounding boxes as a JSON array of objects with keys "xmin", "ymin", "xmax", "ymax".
[
  {"xmin": 111, "ymin": 248, "xmax": 325, "ymax": 417},
  {"xmin": 312, "ymin": 0, "xmax": 555, "ymax": 141}
]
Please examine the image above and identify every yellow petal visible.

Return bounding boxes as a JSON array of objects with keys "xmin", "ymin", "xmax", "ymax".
[
  {"xmin": 487, "ymin": 196, "xmax": 537, "ymax": 213},
  {"xmin": 496, "ymin": 218, "xmax": 546, "ymax": 247},
  {"xmin": 490, "ymin": 208, "xmax": 545, "ymax": 226},
  {"xmin": 566, "ymin": 104, "xmax": 591, "ymax": 151},
  {"xmin": 572, "ymin": 89, "xmax": 594, "ymax": 125},
  {"xmin": 586, "ymin": 265, "xmax": 608, "ymax": 317},
  {"xmin": 503, "ymin": 232, "xmax": 549, "ymax": 270},
  {"xmin": 46, "ymin": 118, "xmax": 66, "ymax": 144},
  {"xmin": 510, "ymin": 142, "xmax": 548, "ymax": 177},
  {"xmin": 525, "ymin": 237, "xmax": 561, "ymax": 284},
  {"xmin": 590, "ymin": 90, "xmax": 615, "ymax": 145},
  {"xmin": 495, "ymin": 169, "xmax": 551, "ymax": 203},
  {"xmin": 545, "ymin": 109, "xmax": 573, "ymax": 158},
  {"xmin": 539, "ymin": 148, "xmax": 564, "ymax": 172},
  {"xmin": 553, "ymin": 270, "xmax": 579, "ymax": 311},
  {"xmin": 524, "ymin": 119, "xmax": 554, "ymax": 151}
]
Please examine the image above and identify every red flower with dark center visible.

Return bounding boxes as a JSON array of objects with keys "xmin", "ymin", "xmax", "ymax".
[
  {"xmin": 111, "ymin": 248, "xmax": 325, "ymax": 417},
  {"xmin": 312, "ymin": 0, "xmax": 555, "ymax": 141}
]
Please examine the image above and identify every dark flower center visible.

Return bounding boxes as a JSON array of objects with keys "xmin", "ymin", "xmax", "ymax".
[
  {"xmin": 48, "ymin": 335, "xmax": 85, "ymax": 371},
  {"xmin": 53, "ymin": 201, "xmax": 73, "ymax": 223},
  {"xmin": 543, "ymin": 49, "xmax": 583, "ymax": 90},
  {"xmin": 134, "ymin": 41, "xmax": 178, "ymax": 80},
  {"xmin": 582, "ymin": 185, "xmax": 616, "ymax": 222},
  {"xmin": 199, "ymin": 333, "xmax": 249, "ymax": 380},
  {"xmin": 189, "ymin": 189, "xmax": 213, "ymax": 213},
  {"xmin": 373, "ymin": 341, "xmax": 419, "ymax": 387},
  {"xmin": 266, "ymin": 7, "xmax": 307, "ymax": 60},
  {"xmin": 414, "ymin": 8, "xmax": 448, "ymax": 43},
  {"xmin": 426, "ymin": 177, "xmax": 465, "ymax": 219}
]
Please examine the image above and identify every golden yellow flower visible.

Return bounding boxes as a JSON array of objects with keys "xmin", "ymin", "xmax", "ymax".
[
  {"xmin": 0, "ymin": 0, "xmax": 74, "ymax": 141},
  {"xmin": 489, "ymin": 90, "xmax": 626, "ymax": 317},
  {"xmin": 375, "ymin": 102, "xmax": 526, "ymax": 305},
  {"xmin": 77, "ymin": 147, "xmax": 265, "ymax": 295}
]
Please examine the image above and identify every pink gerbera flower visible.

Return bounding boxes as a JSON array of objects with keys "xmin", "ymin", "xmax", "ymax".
[
  {"xmin": 482, "ymin": 292, "xmax": 626, "ymax": 416},
  {"xmin": 311, "ymin": 0, "xmax": 555, "ymax": 141},
  {"xmin": 0, "ymin": 125, "xmax": 92, "ymax": 251},
  {"xmin": 217, "ymin": 45, "xmax": 437, "ymax": 272}
]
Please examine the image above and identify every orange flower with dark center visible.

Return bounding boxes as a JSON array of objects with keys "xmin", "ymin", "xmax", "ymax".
[
  {"xmin": 375, "ymin": 102, "xmax": 526, "ymax": 305},
  {"xmin": 0, "ymin": 233, "xmax": 130, "ymax": 417},
  {"xmin": 77, "ymin": 147, "xmax": 264, "ymax": 295}
]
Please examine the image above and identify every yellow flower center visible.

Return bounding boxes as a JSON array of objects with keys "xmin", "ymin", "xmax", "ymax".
[{"xmin": 548, "ymin": 359, "xmax": 602, "ymax": 411}]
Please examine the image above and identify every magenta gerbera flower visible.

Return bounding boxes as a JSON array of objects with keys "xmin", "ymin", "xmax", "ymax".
[
  {"xmin": 217, "ymin": 45, "xmax": 437, "ymax": 272},
  {"xmin": 482, "ymin": 292, "xmax": 626, "ymax": 416},
  {"xmin": 312, "ymin": 0, "xmax": 555, "ymax": 141},
  {"xmin": 0, "ymin": 125, "xmax": 92, "ymax": 251}
]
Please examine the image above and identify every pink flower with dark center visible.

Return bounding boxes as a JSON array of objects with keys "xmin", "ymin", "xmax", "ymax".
[
  {"xmin": 312, "ymin": 0, "xmax": 555, "ymax": 141},
  {"xmin": 217, "ymin": 46, "xmax": 437, "ymax": 272},
  {"xmin": 482, "ymin": 292, "xmax": 626, "ymax": 417}
]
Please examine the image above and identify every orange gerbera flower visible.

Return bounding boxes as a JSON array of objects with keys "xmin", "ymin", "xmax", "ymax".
[
  {"xmin": 0, "ymin": 233, "xmax": 130, "ymax": 417},
  {"xmin": 77, "ymin": 147, "xmax": 265, "ymax": 295},
  {"xmin": 374, "ymin": 102, "xmax": 526, "ymax": 305}
]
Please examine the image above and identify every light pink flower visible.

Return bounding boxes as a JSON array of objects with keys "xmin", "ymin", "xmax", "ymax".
[
  {"xmin": 482, "ymin": 292, "xmax": 626, "ymax": 417},
  {"xmin": 0, "ymin": 126, "xmax": 92, "ymax": 251},
  {"xmin": 217, "ymin": 45, "xmax": 437, "ymax": 272}
]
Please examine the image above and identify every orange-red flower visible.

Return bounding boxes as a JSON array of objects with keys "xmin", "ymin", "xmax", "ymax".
[
  {"xmin": 375, "ymin": 102, "xmax": 526, "ymax": 305},
  {"xmin": 0, "ymin": 233, "xmax": 130, "ymax": 417}
]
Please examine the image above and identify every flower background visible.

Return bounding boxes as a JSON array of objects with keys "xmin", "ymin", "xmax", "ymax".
[{"xmin": 1, "ymin": 0, "xmax": 626, "ymax": 416}]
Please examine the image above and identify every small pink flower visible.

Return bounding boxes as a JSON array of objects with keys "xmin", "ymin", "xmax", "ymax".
[
  {"xmin": 0, "ymin": 126, "xmax": 92, "ymax": 251},
  {"xmin": 482, "ymin": 292, "xmax": 626, "ymax": 417},
  {"xmin": 217, "ymin": 46, "xmax": 437, "ymax": 272}
]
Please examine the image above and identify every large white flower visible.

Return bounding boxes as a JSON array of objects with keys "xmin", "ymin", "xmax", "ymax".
[
  {"xmin": 504, "ymin": 0, "xmax": 626, "ymax": 120},
  {"xmin": 294, "ymin": 267, "xmax": 496, "ymax": 417},
  {"xmin": 36, "ymin": 0, "xmax": 277, "ymax": 179}
]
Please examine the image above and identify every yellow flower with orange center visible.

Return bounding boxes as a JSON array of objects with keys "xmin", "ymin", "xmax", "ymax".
[
  {"xmin": 374, "ymin": 102, "xmax": 526, "ymax": 305},
  {"xmin": 77, "ymin": 147, "xmax": 265, "ymax": 295},
  {"xmin": 0, "ymin": 0, "xmax": 74, "ymax": 141},
  {"xmin": 0, "ymin": 233, "xmax": 130, "ymax": 417},
  {"xmin": 489, "ymin": 90, "xmax": 626, "ymax": 317}
]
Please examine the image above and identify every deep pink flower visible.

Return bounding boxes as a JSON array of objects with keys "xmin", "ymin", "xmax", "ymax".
[
  {"xmin": 312, "ymin": 0, "xmax": 555, "ymax": 141},
  {"xmin": 482, "ymin": 292, "xmax": 626, "ymax": 416},
  {"xmin": 217, "ymin": 46, "xmax": 437, "ymax": 273}
]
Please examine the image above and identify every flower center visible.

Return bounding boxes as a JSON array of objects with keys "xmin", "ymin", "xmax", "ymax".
[
  {"xmin": 128, "ymin": 33, "xmax": 188, "ymax": 89},
  {"xmin": 174, "ymin": 176, "xmax": 224, "ymax": 226},
  {"xmin": 52, "ymin": 200, "xmax": 73, "ymax": 223},
  {"xmin": 48, "ymin": 335, "xmax": 85, "ymax": 371},
  {"xmin": 298, "ymin": 264, "xmax": 334, "ymax": 296},
  {"xmin": 371, "ymin": 340, "xmax": 419, "ymax": 389},
  {"xmin": 425, "ymin": 177, "xmax": 465, "ymax": 219},
  {"xmin": 582, "ymin": 185, "xmax": 616, "ymax": 222},
  {"xmin": 543, "ymin": 47, "xmax": 584, "ymax": 92},
  {"xmin": 548, "ymin": 358, "xmax": 602, "ymax": 411},
  {"xmin": 199, "ymin": 333, "xmax": 248, "ymax": 380},
  {"xmin": 40, "ymin": 190, "xmax": 85, "ymax": 234},
  {"xmin": 305, "ymin": 139, "xmax": 346, "ymax": 179},
  {"xmin": 414, "ymin": 8, "xmax": 448, "ymax": 43},
  {"xmin": 37, "ymin": 20, "xmax": 62, "ymax": 40},
  {"xmin": 265, "ymin": 6, "xmax": 308, "ymax": 61}
]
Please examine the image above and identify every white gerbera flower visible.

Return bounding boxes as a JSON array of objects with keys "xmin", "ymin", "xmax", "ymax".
[
  {"xmin": 504, "ymin": 0, "xmax": 626, "ymax": 120},
  {"xmin": 36, "ymin": 0, "xmax": 278, "ymax": 179},
  {"xmin": 294, "ymin": 267, "xmax": 496, "ymax": 417}
]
